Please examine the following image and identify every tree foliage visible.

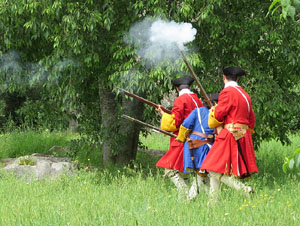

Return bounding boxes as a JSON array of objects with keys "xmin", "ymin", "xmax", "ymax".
[
  {"xmin": 0, "ymin": 0, "xmax": 299, "ymax": 165},
  {"xmin": 283, "ymin": 146, "xmax": 300, "ymax": 173},
  {"xmin": 269, "ymin": 0, "xmax": 300, "ymax": 20}
]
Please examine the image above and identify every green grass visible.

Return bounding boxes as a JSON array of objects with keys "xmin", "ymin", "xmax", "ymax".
[
  {"xmin": 0, "ymin": 165, "xmax": 299, "ymax": 225},
  {"xmin": 0, "ymin": 131, "xmax": 299, "ymax": 225},
  {"xmin": 0, "ymin": 129, "xmax": 103, "ymax": 168},
  {"xmin": 0, "ymin": 129, "xmax": 78, "ymax": 158},
  {"xmin": 139, "ymin": 131, "xmax": 170, "ymax": 150},
  {"xmin": 254, "ymin": 134, "xmax": 300, "ymax": 186}
]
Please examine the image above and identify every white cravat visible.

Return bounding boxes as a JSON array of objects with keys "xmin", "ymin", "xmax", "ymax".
[
  {"xmin": 179, "ymin": 88, "xmax": 193, "ymax": 96},
  {"xmin": 225, "ymin": 81, "xmax": 250, "ymax": 113},
  {"xmin": 224, "ymin": 81, "xmax": 239, "ymax": 88}
]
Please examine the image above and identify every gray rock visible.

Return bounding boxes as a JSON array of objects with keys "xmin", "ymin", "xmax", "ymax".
[{"xmin": 0, "ymin": 154, "xmax": 76, "ymax": 182}]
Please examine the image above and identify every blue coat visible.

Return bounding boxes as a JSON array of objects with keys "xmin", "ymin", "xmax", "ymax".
[{"xmin": 182, "ymin": 107, "xmax": 214, "ymax": 173}]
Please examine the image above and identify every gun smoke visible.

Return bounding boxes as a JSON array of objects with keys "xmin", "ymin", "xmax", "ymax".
[
  {"xmin": 125, "ymin": 17, "xmax": 197, "ymax": 67},
  {"xmin": 0, "ymin": 51, "xmax": 77, "ymax": 90}
]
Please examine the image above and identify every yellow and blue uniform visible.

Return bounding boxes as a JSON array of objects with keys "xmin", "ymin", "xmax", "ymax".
[{"xmin": 178, "ymin": 107, "xmax": 214, "ymax": 173}]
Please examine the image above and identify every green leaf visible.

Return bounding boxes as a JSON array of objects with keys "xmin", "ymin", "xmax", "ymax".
[
  {"xmin": 281, "ymin": 0, "xmax": 291, "ymax": 7},
  {"xmin": 295, "ymin": 154, "xmax": 300, "ymax": 168},
  {"xmin": 293, "ymin": 0, "xmax": 300, "ymax": 10},
  {"xmin": 288, "ymin": 5, "xmax": 296, "ymax": 18},
  {"xmin": 104, "ymin": 18, "xmax": 111, "ymax": 31},
  {"xmin": 24, "ymin": 21, "xmax": 33, "ymax": 29},
  {"xmin": 282, "ymin": 7, "xmax": 288, "ymax": 18},
  {"xmin": 289, "ymin": 158, "xmax": 295, "ymax": 169},
  {"xmin": 295, "ymin": 146, "xmax": 300, "ymax": 154},
  {"xmin": 283, "ymin": 160, "xmax": 288, "ymax": 173},
  {"xmin": 269, "ymin": 0, "xmax": 281, "ymax": 11},
  {"xmin": 271, "ymin": 5, "xmax": 281, "ymax": 15}
]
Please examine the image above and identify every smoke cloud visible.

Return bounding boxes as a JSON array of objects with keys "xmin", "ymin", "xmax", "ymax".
[
  {"xmin": 125, "ymin": 17, "xmax": 197, "ymax": 67},
  {"xmin": 0, "ymin": 51, "xmax": 22, "ymax": 74},
  {"xmin": 0, "ymin": 51, "xmax": 77, "ymax": 90}
]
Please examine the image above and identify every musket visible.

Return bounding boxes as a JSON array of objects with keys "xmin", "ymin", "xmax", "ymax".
[
  {"xmin": 122, "ymin": 114, "xmax": 177, "ymax": 138},
  {"xmin": 181, "ymin": 52, "xmax": 213, "ymax": 108},
  {"xmin": 118, "ymin": 87, "xmax": 172, "ymax": 114}
]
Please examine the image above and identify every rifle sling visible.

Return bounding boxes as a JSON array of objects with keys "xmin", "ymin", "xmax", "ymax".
[
  {"xmin": 190, "ymin": 131, "xmax": 212, "ymax": 139},
  {"xmin": 188, "ymin": 131, "xmax": 214, "ymax": 149}
]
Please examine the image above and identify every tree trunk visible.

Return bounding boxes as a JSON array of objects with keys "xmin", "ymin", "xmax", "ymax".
[
  {"xmin": 98, "ymin": 80, "xmax": 144, "ymax": 166},
  {"xmin": 116, "ymin": 94, "xmax": 144, "ymax": 165}
]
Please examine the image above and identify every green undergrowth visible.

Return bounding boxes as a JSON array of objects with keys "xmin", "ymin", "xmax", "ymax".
[
  {"xmin": 139, "ymin": 131, "xmax": 170, "ymax": 150},
  {"xmin": 0, "ymin": 129, "xmax": 104, "ymax": 169},
  {"xmin": 0, "ymin": 129, "xmax": 78, "ymax": 159},
  {"xmin": 0, "ymin": 165, "xmax": 299, "ymax": 225},
  {"xmin": 0, "ymin": 131, "xmax": 299, "ymax": 225},
  {"xmin": 254, "ymin": 134, "xmax": 300, "ymax": 187}
]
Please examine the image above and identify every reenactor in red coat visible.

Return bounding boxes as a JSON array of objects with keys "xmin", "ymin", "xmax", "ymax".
[
  {"xmin": 201, "ymin": 66, "xmax": 258, "ymax": 200},
  {"xmin": 156, "ymin": 75, "xmax": 203, "ymax": 198}
]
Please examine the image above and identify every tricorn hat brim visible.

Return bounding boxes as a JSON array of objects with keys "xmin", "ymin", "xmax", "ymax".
[
  {"xmin": 223, "ymin": 66, "xmax": 246, "ymax": 77},
  {"xmin": 172, "ymin": 76, "xmax": 194, "ymax": 87}
]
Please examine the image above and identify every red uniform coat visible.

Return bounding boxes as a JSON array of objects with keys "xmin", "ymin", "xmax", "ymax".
[
  {"xmin": 156, "ymin": 92, "xmax": 203, "ymax": 171},
  {"xmin": 201, "ymin": 85, "xmax": 258, "ymax": 178}
]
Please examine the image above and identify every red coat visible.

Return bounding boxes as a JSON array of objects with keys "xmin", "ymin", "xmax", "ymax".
[
  {"xmin": 201, "ymin": 85, "xmax": 258, "ymax": 177},
  {"xmin": 156, "ymin": 92, "xmax": 203, "ymax": 171}
]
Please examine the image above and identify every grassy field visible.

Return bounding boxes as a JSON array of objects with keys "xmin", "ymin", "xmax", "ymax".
[
  {"xmin": 139, "ymin": 131, "xmax": 170, "ymax": 150},
  {"xmin": 0, "ymin": 129, "xmax": 78, "ymax": 158},
  {"xmin": 0, "ymin": 131, "xmax": 299, "ymax": 225},
  {"xmin": 0, "ymin": 129, "xmax": 102, "ymax": 168}
]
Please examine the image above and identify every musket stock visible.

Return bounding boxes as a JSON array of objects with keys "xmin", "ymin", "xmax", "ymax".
[
  {"xmin": 180, "ymin": 52, "xmax": 213, "ymax": 108},
  {"xmin": 122, "ymin": 115, "xmax": 177, "ymax": 138},
  {"xmin": 117, "ymin": 87, "xmax": 172, "ymax": 114}
]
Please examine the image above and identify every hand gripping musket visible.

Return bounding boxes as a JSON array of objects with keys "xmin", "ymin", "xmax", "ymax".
[
  {"xmin": 118, "ymin": 87, "xmax": 172, "ymax": 114},
  {"xmin": 122, "ymin": 115, "xmax": 177, "ymax": 138},
  {"xmin": 181, "ymin": 52, "xmax": 213, "ymax": 108}
]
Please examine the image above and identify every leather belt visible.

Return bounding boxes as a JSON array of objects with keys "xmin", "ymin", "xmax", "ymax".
[
  {"xmin": 188, "ymin": 131, "xmax": 214, "ymax": 149},
  {"xmin": 190, "ymin": 131, "xmax": 211, "ymax": 139},
  {"xmin": 224, "ymin": 123, "xmax": 249, "ymax": 141},
  {"xmin": 224, "ymin": 123, "xmax": 249, "ymax": 130},
  {"xmin": 188, "ymin": 139, "xmax": 211, "ymax": 149}
]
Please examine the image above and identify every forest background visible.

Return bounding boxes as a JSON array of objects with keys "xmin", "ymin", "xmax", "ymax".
[
  {"xmin": 0, "ymin": 0, "xmax": 299, "ymax": 166},
  {"xmin": 0, "ymin": 1, "xmax": 300, "ymax": 225}
]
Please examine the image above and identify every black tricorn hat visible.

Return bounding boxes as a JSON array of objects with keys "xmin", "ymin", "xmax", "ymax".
[
  {"xmin": 172, "ymin": 76, "xmax": 194, "ymax": 87},
  {"xmin": 223, "ymin": 66, "xmax": 246, "ymax": 77}
]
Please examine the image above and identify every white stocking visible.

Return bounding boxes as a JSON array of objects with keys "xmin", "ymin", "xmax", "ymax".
[
  {"xmin": 188, "ymin": 175, "xmax": 210, "ymax": 201},
  {"xmin": 210, "ymin": 171, "xmax": 252, "ymax": 192},
  {"xmin": 165, "ymin": 169, "xmax": 189, "ymax": 199}
]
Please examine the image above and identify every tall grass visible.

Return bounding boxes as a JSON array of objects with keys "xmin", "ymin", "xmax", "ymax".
[
  {"xmin": 0, "ymin": 129, "xmax": 77, "ymax": 158},
  {"xmin": 0, "ymin": 166, "xmax": 299, "ymax": 225},
  {"xmin": 254, "ymin": 134, "xmax": 300, "ymax": 186},
  {"xmin": 0, "ymin": 131, "xmax": 299, "ymax": 225},
  {"xmin": 139, "ymin": 131, "xmax": 170, "ymax": 150},
  {"xmin": 0, "ymin": 129, "xmax": 103, "ymax": 168}
]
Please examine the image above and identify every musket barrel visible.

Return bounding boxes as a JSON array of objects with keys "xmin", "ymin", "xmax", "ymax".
[
  {"xmin": 180, "ymin": 52, "xmax": 213, "ymax": 108},
  {"xmin": 118, "ymin": 87, "xmax": 172, "ymax": 114},
  {"xmin": 122, "ymin": 114, "xmax": 177, "ymax": 138}
]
